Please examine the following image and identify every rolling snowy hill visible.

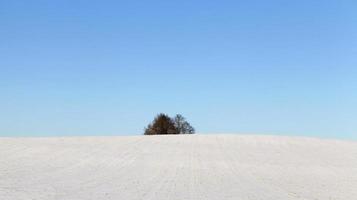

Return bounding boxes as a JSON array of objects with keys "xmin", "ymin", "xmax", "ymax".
[{"xmin": 1, "ymin": 134, "xmax": 356, "ymax": 200}]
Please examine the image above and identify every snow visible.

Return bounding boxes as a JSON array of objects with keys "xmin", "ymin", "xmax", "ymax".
[{"xmin": 0, "ymin": 134, "xmax": 356, "ymax": 200}]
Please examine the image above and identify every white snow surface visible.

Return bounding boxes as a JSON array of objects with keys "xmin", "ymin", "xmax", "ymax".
[{"xmin": 0, "ymin": 134, "xmax": 357, "ymax": 200}]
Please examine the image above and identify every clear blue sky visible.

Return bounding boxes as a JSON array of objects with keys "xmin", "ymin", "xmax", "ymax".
[{"xmin": 1, "ymin": 1, "xmax": 356, "ymax": 139}]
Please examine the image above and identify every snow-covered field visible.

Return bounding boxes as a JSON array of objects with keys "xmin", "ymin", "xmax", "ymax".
[{"xmin": 0, "ymin": 134, "xmax": 356, "ymax": 200}]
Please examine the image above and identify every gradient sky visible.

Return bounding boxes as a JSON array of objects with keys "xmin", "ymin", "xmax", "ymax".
[{"xmin": 1, "ymin": 1, "xmax": 356, "ymax": 139}]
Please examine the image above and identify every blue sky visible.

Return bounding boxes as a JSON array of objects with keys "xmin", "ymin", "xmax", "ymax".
[{"xmin": 1, "ymin": 1, "xmax": 356, "ymax": 139}]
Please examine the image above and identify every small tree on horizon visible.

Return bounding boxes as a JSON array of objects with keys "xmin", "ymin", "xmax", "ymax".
[
  {"xmin": 144, "ymin": 113, "xmax": 178, "ymax": 135},
  {"xmin": 173, "ymin": 114, "xmax": 195, "ymax": 134},
  {"xmin": 144, "ymin": 113, "xmax": 195, "ymax": 135}
]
